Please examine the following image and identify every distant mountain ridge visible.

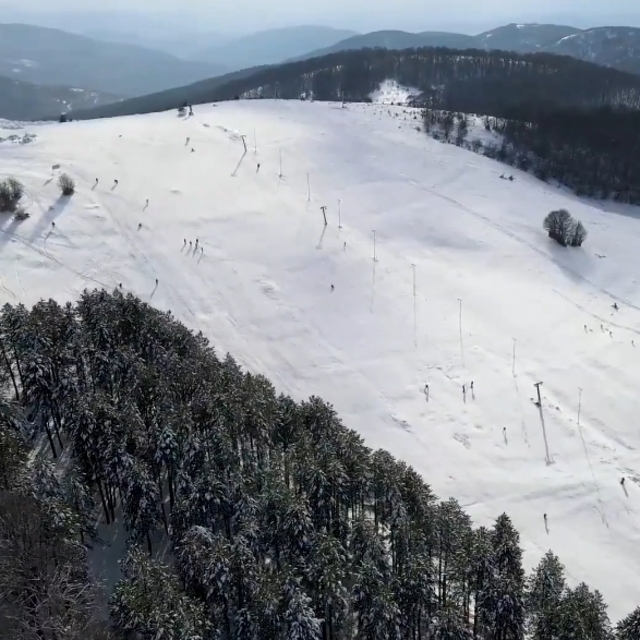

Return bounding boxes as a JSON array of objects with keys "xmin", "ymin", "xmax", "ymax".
[
  {"xmin": 0, "ymin": 23, "xmax": 227, "ymax": 98},
  {"xmin": 0, "ymin": 73, "xmax": 119, "ymax": 121},
  {"xmin": 190, "ymin": 25, "xmax": 358, "ymax": 69},
  {"xmin": 70, "ymin": 45, "xmax": 640, "ymax": 123},
  {"xmin": 291, "ymin": 23, "xmax": 640, "ymax": 77}
]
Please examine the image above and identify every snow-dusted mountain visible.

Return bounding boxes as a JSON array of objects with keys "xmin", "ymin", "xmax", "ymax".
[
  {"xmin": 294, "ymin": 23, "xmax": 640, "ymax": 77},
  {"xmin": 475, "ymin": 23, "xmax": 581, "ymax": 51},
  {"xmin": 1, "ymin": 100, "xmax": 639, "ymax": 618},
  {"xmin": 548, "ymin": 26, "xmax": 640, "ymax": 75}
]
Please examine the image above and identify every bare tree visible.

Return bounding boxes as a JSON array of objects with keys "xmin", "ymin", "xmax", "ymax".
[
  {"xmin": 58, "ymin": 173, "xmax": 75, "ymax": 196},
  {"xmin": 570, "ymin": 221, "xmax": 588, "ymax": 247},
  {"xmin": 0, "ymin": 490, "xmax": 109, "ymax": 640},
  {"xmin": 543, "ymin": 209, "xmax": 574, "ymax": 246}
]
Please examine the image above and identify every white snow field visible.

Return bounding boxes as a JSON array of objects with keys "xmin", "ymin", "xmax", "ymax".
[{"xmin": 1, "ymin": 100, "xmax": 640, "ymax": 618}]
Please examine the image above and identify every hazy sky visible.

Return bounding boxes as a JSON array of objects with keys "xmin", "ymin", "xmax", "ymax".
[{"xmin": 4, "ymin": 0, "xmax": 640, "ymax": 34}]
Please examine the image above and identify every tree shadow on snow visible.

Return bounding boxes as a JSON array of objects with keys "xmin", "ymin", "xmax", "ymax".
[
  {"xmin": 0, "ymin": 215, "xmax": 25, "ymax": 255},
  {"xmin": 27, "ymin": 194, "xmax": 72, "ymax": 242},
  {"xmin": 545, "ymin": 239, "xmax": 596, "ymax": 286}
]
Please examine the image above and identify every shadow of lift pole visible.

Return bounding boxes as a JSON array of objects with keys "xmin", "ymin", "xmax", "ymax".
[{"xmin": 534, "ymin": 381, "xmax": 553, "ymax": 465}]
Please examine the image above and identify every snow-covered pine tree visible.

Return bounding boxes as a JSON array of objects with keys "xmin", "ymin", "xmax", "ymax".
[
  {"xmin": 121, "ymin": 460, "xmax": 163, "ymax": 553},
  {"xmin": 557, "ymin": 583, "xmax": 612, "ymax": 640},
  {"xmin": 110, "ymin": 546, "xmax": 209, "ymax": 640},
  {"xmin": 488, "ymin": 514, "xmax": 526, "ymax": 640},
  {"xmin": 305, "ymin": 532, "xmax": 349, "ymax": 640},
  {"xmin": 352, "ymin": 562, "xmax": 401, "ymax": 640},
  {"xmin": 470, "ymin": 526, "xmax": 494, "ymax": 639},
  {"xmin": 617, "ymin": 607, "xmax": 640, "ymax": 640},
  {"xmin": 526, "ymin": 551, "xmax": 566, "ymax": 640},
  {"xmin": 281, "ymin": 577, "xmax": 321, "ymax": 640}
]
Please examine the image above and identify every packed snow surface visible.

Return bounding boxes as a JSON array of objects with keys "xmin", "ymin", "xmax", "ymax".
[{"xmin": 1, "ymin": 101, "xmax": 639, "ymax": 618}]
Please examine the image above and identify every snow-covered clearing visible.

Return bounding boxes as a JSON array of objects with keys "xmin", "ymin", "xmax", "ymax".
[
  {"xmin": 0, "ymin": 100, "xmax": 639, "ymax": 618},
  {"xmin": 369, "ymin": 79, "xmax": 421, "ymax": 105}
]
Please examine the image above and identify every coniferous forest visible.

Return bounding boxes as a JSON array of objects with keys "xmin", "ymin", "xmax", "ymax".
[{"xmin": 1, "ymin": 290, "xmax": 639, "ymax": 640}]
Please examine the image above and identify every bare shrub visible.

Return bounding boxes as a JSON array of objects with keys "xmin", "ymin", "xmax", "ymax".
[
  {"xmin": 570, "ymin": 220, "xmax": 588, "ymax": 247},
  {"xmin": 543, "ymin": 209, "xmax": 587, "ymax": 247},
  {"xmin": 543, "ymin": 209, "xmax": 573, "ymax": 246},
  {"xmin": 0, "ymin": 178, "xmax": 24, "ymax": 213},
  {"xmin": 58, "ymin": 173, "xmax": 75, "ymax": 196},
  {"xmin": 13, "ymin": 208, "xmax": 30, "ymax": 221}
]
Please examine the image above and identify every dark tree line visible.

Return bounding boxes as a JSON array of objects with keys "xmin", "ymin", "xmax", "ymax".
[
  {"xmin": 217, "ymin": 46, "xmax": 640, "ymax": 205},
  {"xmin": 485, "ymin": 107, "xmax": 640, "ymax": 204},
  {"xmin": 423, "ymin": 104, "xmax": 640, "ymax": 205},
  {"xmin": 208, "ymin": 47, "xmax": 640, "ymax": 112},
  {"xmin": 0, "ymin": 290, "xmax": 637, "ymax": 639},
  {"xmin": 205, "ymin": 46, "xmax": 640, "ymax": 207}
]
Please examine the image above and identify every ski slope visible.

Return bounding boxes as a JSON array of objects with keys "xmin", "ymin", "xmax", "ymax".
[{"xmin": 1, "ymin": 100, "xmax": 639, "ymax": 618}]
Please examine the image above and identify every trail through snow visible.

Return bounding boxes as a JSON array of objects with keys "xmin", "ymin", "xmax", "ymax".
[{"xmin": 1, "ymin": 100, "xmax": 639, "ymax": 617}]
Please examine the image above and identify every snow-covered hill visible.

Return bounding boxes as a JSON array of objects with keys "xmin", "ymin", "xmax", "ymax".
[{"xmin": 1, "ymin": 101, "xmax": 639, "ymax": 618}]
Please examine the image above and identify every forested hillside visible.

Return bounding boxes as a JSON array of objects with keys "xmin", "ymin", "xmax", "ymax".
[
  {"xmin": 73, "ymin": 46, "xmax": 640, "ymax": 121},
  {"xmin": 1, "ymin": 290, "xmax": 639, "ymax": 639}
]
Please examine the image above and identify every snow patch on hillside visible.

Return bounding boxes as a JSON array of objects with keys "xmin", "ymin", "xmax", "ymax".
[{"xmin": 370, "ymin": 79, "xmax": 421, "ymax": 105}]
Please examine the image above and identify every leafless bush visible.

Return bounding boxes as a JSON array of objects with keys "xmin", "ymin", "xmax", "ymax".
[
  {"xmin": 58, "ymin": 173, "xmax": 75, "ymax": 196},
  {"xmin": 543, "ymin": 209, "xmax": 587, "ymax": 247},
  {"xmin": 0, "ymin": 178, "xmax": 24, "ymax": 212}
]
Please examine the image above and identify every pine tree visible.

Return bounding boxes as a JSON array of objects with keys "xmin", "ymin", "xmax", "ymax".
[
  {"xmin": 488, "ymin": 514, "xmax": 525, "ymax": 640},
  {"xmin": 617, "ymin": 607, "xmax": 640, "ymax": 640},
  {"xmin": 110, "ymin": 547, "xmax": 209, "ymax": 640},
  {"xmin": 526, "ymin": 551, "xmax": 566, "ymax": 640},
  {"xmin": 558, "ymin": 583, "xmax": 612, "ymax": 640},
  {"xmin": 281, "ymin": 577, "xmax": 321, "ymax": 640}
]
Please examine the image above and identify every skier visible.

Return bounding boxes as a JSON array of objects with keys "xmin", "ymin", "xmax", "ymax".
[
  {"xmin": 186, "ymin": 136, "xmax": 190, "ymax": 146},
  {"xmin": 191, "ymin": 148, "xmax": 195, "ymax": 153},
  {"xmin": 621, "ymin": 477, "xmax": 626, "ymax": 487},
  {"xmin": 470, "ymin": 381, "xmax": 474, "ymax": 392},
  {"xmin": 256, "ymin": 163, "xmax": 261, "ymax": 173},
  {"xmin": 95, "ymin": 178, "xmax": 99, "ymax": 184},
  {"xmin": 195, "ymin": 238, "xmax": 199, "ymax": 246},
  {"xmin": 145, "ymin": 198, "xmax": 149, "ymax": 208},
  {"xmin": 155, "ymin": 278, "xmax": 158, "ymax": 286},
  {"xmin": 138, "ymin": 223, "xmax": 142, "ymax": 230},
  {"xmin": 543, "ymin": 513, "xmax": 548, "ymax": 523},
  {"xmin": 424, "ymin": 383, "xmax": 429, "ymax": 402},
  {"xmin": 189, "ymin": 241, "xmax": 192, "ymax": 248},
  {"xmin": 114, "ymin": 179, "xmax": 119, "ymax": 186},
  {"xmin": 462, "ymin": 384, "xmax": 466, "ymax": 402},
  {"xmin": 613, "ymin": 302, "xmax": 619, "ymax": 310},
  {"xmin": 51, "ymin": 221, "xmax": 55, "ymax": 228},
  {"xmin": 343, "ymin": 241, "xmax": 347, "ymax": 251},
  {"xmin": 119, "ymin": 283, "xmax": 122, "ymax": 288},
  {"xmin": 183, "ymin": 239, "xmax": 186, "ymax": 246},
  {"xmin": 584, "ymin": 324, "xmax": 588, "ymax": 332},
  {"xmin": 330, "ymin": 284, "xmax": 335, "ymax": 292}
]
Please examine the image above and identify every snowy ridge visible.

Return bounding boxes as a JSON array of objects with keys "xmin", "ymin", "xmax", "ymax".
[{"xmin": 0, "ymin": 101, "xmax": 639, "ymax": 618}]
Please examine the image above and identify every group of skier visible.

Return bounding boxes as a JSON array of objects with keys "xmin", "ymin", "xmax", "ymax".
[{"xmin": 423, "ymin": 380, "xmax": 473, "ymax": 403}]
